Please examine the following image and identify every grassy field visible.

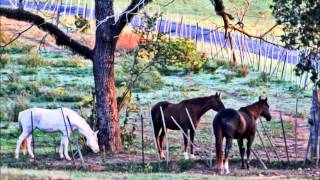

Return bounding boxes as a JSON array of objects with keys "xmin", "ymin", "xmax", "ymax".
[
  {"xmin": 0, "ymin": 37, "xmax": 311, "ymax": 163},
  {"xmin": 2, "ymin": 167, "xmax": 281, "ymax": 180},
  {"xmin": 27, "ymin": 0, "xmax": 278, "ymax": 34},
  {"xmin": 0, "ymin": 3, "xmax": 314, "ymax": 176}
]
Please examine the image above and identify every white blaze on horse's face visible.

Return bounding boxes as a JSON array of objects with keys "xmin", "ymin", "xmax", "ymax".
[{"xmin": 86, "ymin": 130, "xmax": 100, "ymax": 153}]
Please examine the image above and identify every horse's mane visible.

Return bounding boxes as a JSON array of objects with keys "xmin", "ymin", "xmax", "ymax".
[
  {"xmin": 239, "ymin": 101, "xmax": 262, "ymax": 114},
  {"xmin": 180, "ymin": 96, "xmax": 212, "ymax": 105}
]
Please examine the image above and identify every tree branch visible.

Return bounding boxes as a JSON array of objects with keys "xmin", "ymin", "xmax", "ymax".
[
  {"xmin": 208, "ymin": 0, "xmax": 281, "ymax": 47},
  {"xmin": 0, "ymin": 7, "xmax": 93, "ymax": 60},
  {"xmin": 1, "ymin": 24, "xmax": 34, "ymax": 48},
  {"xmin": 114, "ymin": 0, "xmax": 153, "ymax": 36}
]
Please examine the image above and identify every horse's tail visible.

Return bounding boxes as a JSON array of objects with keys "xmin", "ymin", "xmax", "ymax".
[
  {"xmin": 151, "ymin": 102, "xmax": 170, "ymax": 134},
  {"xmin": 18, "ymin": 112, "xmax": 27, "ymax": 154},
  {"xmin": 21, "ymin": 139, "xmax": 27, "ymax": 154},
  {"xmin": 213, "ymin": 119, "xmax": 224, "ymax": 172}
]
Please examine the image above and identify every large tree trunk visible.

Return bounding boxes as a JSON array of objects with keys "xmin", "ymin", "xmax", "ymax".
[
  {"xmin": 309, "ymin": 88, "xmax": 320, "ymax": 159},
  {"xmin": 93, "ymin": 0, "xmax": 122, "ymax": 152}
]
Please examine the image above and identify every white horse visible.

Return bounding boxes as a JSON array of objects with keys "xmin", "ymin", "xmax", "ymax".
[{"xmin": 15, "ymin": 107, "xmax": 99, "ymax": 160}]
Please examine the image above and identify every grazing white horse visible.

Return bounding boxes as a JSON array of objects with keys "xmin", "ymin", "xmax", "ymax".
[{"xmin": 15, "ymin": 108, "xmax": 99, "ymax": 160}]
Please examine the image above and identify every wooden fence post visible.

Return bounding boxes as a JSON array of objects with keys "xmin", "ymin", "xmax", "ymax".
[
  {"xmin": 160, "ymin": 106, "xmax": 169, "ymax": 169},
  {"xmin": 259, "ymin": 117, "xmax": 280, "ymax": 161},
  {"xmin": 148, "ymin": 104, "xmax": 161, "ymax": 164},
  {"xmin": 295, "ymin": 98, "xmax": 298, "ymax": 162},
  {"xmin": 31, "ymin": 111, "xmax": 35, "ymax": 164},
  {"xmin": 280, "ymin": 112, "xmax": 290, "ymax": 162},
  {"xmin": 256, "ymin": 128, "xmax": 271, "ymax": 163}
]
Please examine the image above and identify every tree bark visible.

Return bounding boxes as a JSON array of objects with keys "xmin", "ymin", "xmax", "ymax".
[
  {"xmin": 309, "ymin": 88, "xmax": 320, "ymax": 159},
  {"xmin": 93, "ymin": 0, "xmax": 122, "ymax": 152}
]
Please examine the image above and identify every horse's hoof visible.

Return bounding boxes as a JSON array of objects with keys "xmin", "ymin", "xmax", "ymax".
[
  {"xmin": 183, "ymin": 152, "xmax": 189, "ymax": 160},
  {"xmin": 15, "ymin": 156, "xmax": 19, "ymax": 160},
  {"xmin": 224, "ymin": 168, "xmax": 230, "ymax": 174},
  {"xmin": 65, "ymin": 157, "xmax": 72, "ymax": 161},
  {"xmin": 215, "ymin": 168, "xmax": 224, "ymax": 175},
  {"xmin": 190, "ymin": 154, "xmax": 196, "ymax": 159}
]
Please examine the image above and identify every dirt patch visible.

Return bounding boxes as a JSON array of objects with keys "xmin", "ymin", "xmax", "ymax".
[{"xmin": 1, "ymin": 17, "xmax": 140, "ymax": 53}]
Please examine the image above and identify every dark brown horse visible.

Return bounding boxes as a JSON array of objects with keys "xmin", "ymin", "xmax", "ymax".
[
  {"xmin": 213, "ymin": 97, "xmax": 271, "ymax": 175},
  {"xmin": 151, "ymin": 93, "xmax": 225, "ymax": 159}
]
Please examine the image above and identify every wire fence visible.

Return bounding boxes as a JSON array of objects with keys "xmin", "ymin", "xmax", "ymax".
[{"xmin": 2, "ymin": 0, "xmax": 317, "ymax": 89}]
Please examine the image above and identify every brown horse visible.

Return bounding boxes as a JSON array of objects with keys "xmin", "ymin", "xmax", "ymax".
[
  {"xmin": 213, "ymin": 97, "xmax": 271, "ymax": 175},
  {"xmin": 151, "ymin": 93, "xmax": 225, "ymax": 159}
]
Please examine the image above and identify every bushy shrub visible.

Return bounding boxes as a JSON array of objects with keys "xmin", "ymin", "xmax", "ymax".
[
  {"xmin": 39, "ymin": 78, "xmax": 56, "ymax": 87},
  {"xmin": 61, "ymin": 56, "xmax": 88, "ymax": 68},
  {"xmin": 133, "ymin": 70, "xmax": 164, "ymax": 92},
  {"xmin": 6, "ymin": 83, "xmax": 25, "ymax": 94},
  {"xmin": 12, "ymin": 96, "xmax": 32, "ymax": 122},
  {"xmin": 150, "ymin": 37, "xmax": 209, "ymax": 74},
  {"xmin": 56, "ymin": 94, "xmax": 84, "ymax": 102},
  {"xmin": 19, "ymin": 50, "xmax": 45, "ymax": 68},
  {"xmin": 221, "ymin": 72, "xmax": 235, "ymax": 83},
  {"xmin": 259, "ymin": 72, "xmax": 271, "ymax": 82},
  {"xmin": 38, "ymin": 87, "xmax": 84, "ymax": 102},
  {"xmin": 1, "ymin": 43, "xmax": 33, "ymax": 55},
  {"xmin": 24, "ymin": 81, "xmax": 41, "ymax": 94},
  {"xmin": 234, "ymin": 65, "xmax": 249, "ymax": 77},
  {"xmin": 248, "ymin": 72, "xmax": 271, "ymax": 87},
  {"xmin": 0, "ymin": 54, "xmax": 13, "ymax": 68},
  {"xmin": 20, "ymin": 68, "xmax": 38, "ymax": 75},
  {"xmin": 38, "ymin": 87, "xmax": 65, "ymax": 101}
]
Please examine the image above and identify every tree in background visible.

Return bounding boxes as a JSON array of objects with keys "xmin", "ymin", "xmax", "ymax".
[
  {"xmin": 0, "ymin": 0, "xmax": 234, "ymax": 153},
  {"xmin": 272, "ymin": 0, "xmax": 320, "ymax": 162}
]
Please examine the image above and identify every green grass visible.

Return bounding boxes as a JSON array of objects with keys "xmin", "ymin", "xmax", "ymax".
[
  {"xmin": 0, "ymin": 38, "xmax": 313, "ymax": 177},
  {"xmin": 0, "ymin": 167, "xmax": 258, "ymax": 180}
]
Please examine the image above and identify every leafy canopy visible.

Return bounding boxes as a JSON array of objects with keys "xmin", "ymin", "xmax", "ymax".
[{"xmin": 272, "ymin": 0, "xmax": 320, "ymax": 87}]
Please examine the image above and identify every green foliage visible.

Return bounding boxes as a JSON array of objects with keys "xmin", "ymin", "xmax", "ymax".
[
  {"xmin": 36, "ymin": 87, "xmax": 83, "ymax": 102},
  {"xmin": 120, "ymin": 106, "xmax": 137, "ymax": 151},
  {"xmin": 178, "ymin": 159, "xmax": 193, "ymax": 170},
  {"xmin": 54, "ymin": 56, "xmax": 88, "ymax": 68},
  {"xmin": 133, "ymin": 70, "xmax": 164, "ymax": 92},
  {"xmin": 221, "ymin": 72, "xmax": 235, "ymax": 83},
  {"xmin": 2, "ymin": 42, "xmax": 34, "ymax": 54},
  {"xmin": 204, "ymin": 59, "xmax": 250, "ymax": 77},
  {"xmin": 248, "ymin": 72, "xmax": 270, "ymax": 87},
  {"xmin": 12, "ymin": 96, "xmax": 32, "ymax": 122},
  {"xmin": 39, "ymin": 78, "xmax": 56, "ymax": 87},
  {"xmin": 0, "ymin": 54, "xmax": 13, "ymax": 68},
  {"xmin": 272, "ymin": 0, "xmax": 320, "ymax": 87},
  {"xmin": 19, "ymin": 50, "xmax": 45, "ymax": 68},
  {"xmin": 134, "ymin": 13, "xmax": 209, "ymax": 75},
  {"xmin": 234, "ymin": 64, "xmax": 250, "ymax": 77},
  {"xmin": 19, "ymin": 68, "xmax": 38, "ymax": 75}
]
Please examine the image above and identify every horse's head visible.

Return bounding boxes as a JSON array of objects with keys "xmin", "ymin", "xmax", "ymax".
[
  {"xmin": 86, "ymin": 130, "xmax": 100, "ymax": 153},
  {"xmin": 258, "ymin": 96, "xmax": 271, "ymax": 121},
  {"xmin": 210, "ymin": 92, "xmax": 225, "ymax": 112}
]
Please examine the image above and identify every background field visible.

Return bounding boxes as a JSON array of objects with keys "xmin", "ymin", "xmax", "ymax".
[{"xmin": 0, "ymin": 0, "xmax": 318, "ymax": 179}]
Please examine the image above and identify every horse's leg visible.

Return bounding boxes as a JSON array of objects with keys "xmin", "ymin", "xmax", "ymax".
[
  {"xmin": 223, "ymin": 138, "xmax": 233, "ymax": 174},
  {"xmin": 246, "ymin": 135, "xmax": 255, "ymax": 169},
  {"xmin": 26, "ymin": 135, "xmax": 34, "ymax": 159},
  {"xmin": 183, "ymin": 128, "xmax": 189, "ymax": 160},
  {"xmin": 237, "ymin": 138, "xmax": 245, "ymax": 169},
  {"xmin": 59, "ymin": 138, "xmax": 65, "ymax": 159},
  {"xmin": 62, "ymin": 136, "xmax": 71, "ymax": 161},
  {"xmin": 214, "ymin": 128, "xmax": 224, "ymax": 175},
  {"xmin": 154, "ymin": 125, "xmax": 162, "ymax": 159},
  {"xmin": 15, "ymin": 131, "xmax": 29, "ymax": 159},
  {"xmin": 159, "ymin": 128, "xmax": 166, "ymax": 159},
  {"xmin": 190, "ymin": 128, "xmax": 196, "ymax": 159}
]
